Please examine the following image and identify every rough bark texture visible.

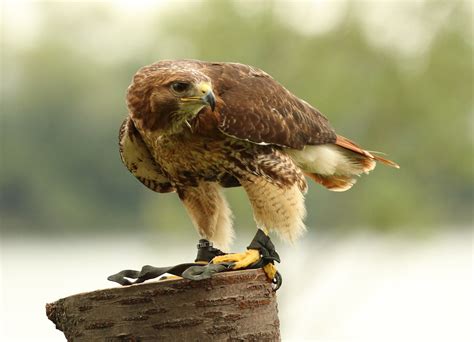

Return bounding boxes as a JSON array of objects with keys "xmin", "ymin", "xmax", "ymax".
[{"xmin": 46, "ymin": 269, "xmax": 280, "ymax": 341}]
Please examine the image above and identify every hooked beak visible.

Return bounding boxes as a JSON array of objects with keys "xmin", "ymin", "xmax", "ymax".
[
  {"xmin": 197, "ymin": 82, "xmax": 216, "ymax": 111},
  {"xmin": 203, "ymin": 91, "xmax": 216, "ymax": 111}
]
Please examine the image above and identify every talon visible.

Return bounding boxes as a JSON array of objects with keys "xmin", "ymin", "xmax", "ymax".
[
  {"xmin": 211, "ymin": 249, "xmax": 261, "ymax": 269},
  {"xmin": 208, "ymin": 231, "xmax": 283, "ymax": 290}
]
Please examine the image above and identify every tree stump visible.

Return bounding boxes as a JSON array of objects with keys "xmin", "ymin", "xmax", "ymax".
[{"xmin": 46, "ymin": 269, "xmax": 280, "ymax": 341}]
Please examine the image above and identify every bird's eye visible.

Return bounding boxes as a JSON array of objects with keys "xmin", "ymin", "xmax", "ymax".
[{"xmin": 171, "ymin": 82, "xmax": 190, "ymax": 93}]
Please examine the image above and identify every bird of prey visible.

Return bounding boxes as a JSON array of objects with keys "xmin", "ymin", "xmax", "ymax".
[{"xmin": 120, "ymin": 59, "xmax": 398, "ymax": 280}]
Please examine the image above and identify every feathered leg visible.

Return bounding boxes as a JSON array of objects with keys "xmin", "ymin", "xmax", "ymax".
[
  {"xmin": 212, "ymin": 174, "xmax": 307, "ymax": 282},
  {"xmin": 178, "ymin": 182, "xmax": 234, "ymax": 251}
]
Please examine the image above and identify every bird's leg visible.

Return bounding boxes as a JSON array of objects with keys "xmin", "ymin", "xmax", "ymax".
[
  {"xmin": 255, "ymin": 228, "xmax": 279, "ymax": 281},
  {"xmin": 195, "ymin": 239, "xmax": 226, "ymax": 263},
  {"xmin": 211, "ymin": 228, "xmax": 280, "ymax": 282}
]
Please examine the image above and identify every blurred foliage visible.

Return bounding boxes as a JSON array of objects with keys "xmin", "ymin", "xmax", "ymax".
[{"xmin": 1, "ymin": 0, "xmax": 472, "ymax": 237}]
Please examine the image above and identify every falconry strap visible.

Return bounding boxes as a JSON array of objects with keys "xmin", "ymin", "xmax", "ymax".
[
  {"xmin": 247, "ymin": 229, "xmax": 281, "ymax": 266},
  {"xmin": 107, "ymin": 229, "xmax": 282, "ymax": 290},
  {"xmin": 194, "ymin": 239, "xmax": 226, "ymax": 262}
]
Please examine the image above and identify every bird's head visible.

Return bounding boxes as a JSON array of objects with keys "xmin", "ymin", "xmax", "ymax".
[{"xmin": 126, "ymin": 63, "xmax": 216, "ymax": 133}]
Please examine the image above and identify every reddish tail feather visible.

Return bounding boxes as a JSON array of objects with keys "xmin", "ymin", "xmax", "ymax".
[
  {"xmin": 335, "ymin": 135, "xmax": 400, "ymax": 169},
  {"xmin": 305, "ymin": 135, "xmax": 399, "ymax": 192}
]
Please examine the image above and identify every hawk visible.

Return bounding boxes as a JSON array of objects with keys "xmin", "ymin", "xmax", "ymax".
[{"xmin": 120, "ymin": 59, "xmax": 398, "ymax": 280}]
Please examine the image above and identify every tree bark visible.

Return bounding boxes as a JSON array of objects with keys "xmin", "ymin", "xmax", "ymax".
[{"xmin": 46, "ymin": 269, "xmax": 280, "ymax": 341}]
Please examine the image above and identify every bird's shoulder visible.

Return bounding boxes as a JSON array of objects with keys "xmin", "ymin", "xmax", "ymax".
[{"xmin": 198, "ymin": 61, "xmax": 337, "ymax": 149}]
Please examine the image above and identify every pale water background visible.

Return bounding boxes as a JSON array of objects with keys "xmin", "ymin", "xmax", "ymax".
[{"xmin": 1, "ymin": 229, "xmax": 472, "ymax": 342}]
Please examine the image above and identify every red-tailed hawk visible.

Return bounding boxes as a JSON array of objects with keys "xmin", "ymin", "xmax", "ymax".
[{"xmin": 120, "ymin": 59, "xmax": 398, "ymax": 279}]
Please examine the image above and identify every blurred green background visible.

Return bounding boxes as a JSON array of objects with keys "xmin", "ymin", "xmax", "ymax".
[{"xmin": 1, "ymin": 0, "xmax": 472, "ymax": 238}]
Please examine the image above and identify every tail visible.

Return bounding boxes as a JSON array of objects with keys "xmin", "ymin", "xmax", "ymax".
[
  {"xmin": 288, "ymin": 135, "xmax": 399, "ymax": 192},
  {"xmin": 335, "ymin": 135, "xmax": 400, "ymax": 169}
]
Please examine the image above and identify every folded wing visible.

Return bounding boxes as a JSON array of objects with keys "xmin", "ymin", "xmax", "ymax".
[
  {"xmin": 200, "ymin": 62, "xmax": 337, "ymax": 149},
  {"xmin": 119, "ymin": 117, "xmax": 175, "ymax": 193}
]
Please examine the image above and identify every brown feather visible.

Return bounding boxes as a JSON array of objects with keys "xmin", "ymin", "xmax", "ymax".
[
  {"xmin": 127, "ymin": 59, "xmax": 337, "ymax": 149},
  {"xmin": 336, "ymin": 135, "xmax": 399, "ymax": 169},
  {"xmin": 211, "ymin": 63, "xmax": 337, "ymax": 149},
  {"xmin": 118, "ymin": 117, "xmax": 175, "ymax": 193},
  {"xmin": 121, "ymin": 59, "xmax": 399, "ymax": 245},
  {"xmin": 305, "ymin": 172, "xmax": 355, "ymax": 192}
]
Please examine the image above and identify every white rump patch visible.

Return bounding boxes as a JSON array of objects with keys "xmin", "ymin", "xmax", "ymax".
[{"xmin": 286, "ymin": 144, "xmax": 369, "ymax": 176}]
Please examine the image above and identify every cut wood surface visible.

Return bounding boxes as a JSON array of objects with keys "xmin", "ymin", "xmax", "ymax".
[{"xmin": 46, "ymin": 269, "xmax": 280, "ymax": 341}]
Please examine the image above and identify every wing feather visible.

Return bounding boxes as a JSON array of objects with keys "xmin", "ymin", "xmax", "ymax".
[
  {"xmin": 139, "ymin": 60, "xmax": 335, "ymax": 149},
  {"xmin": 204, "ymin": 62, "xmax": 337, "ymax": 149},
  {"xmin": 119, "ymin": 117, "xmax": 175, "ymax": 193}
]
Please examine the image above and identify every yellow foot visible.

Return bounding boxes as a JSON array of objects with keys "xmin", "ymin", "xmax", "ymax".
[
  {"xmin": 212, "ymin": 249, "xmax": 278, "ymax": 283},
  {"xmin": 211, "ymin": 249, "xmax": 260, "ymax": 270},
  {"xmin": 263, "ymin": 263, "xmax": 277, "ymax": 280}
]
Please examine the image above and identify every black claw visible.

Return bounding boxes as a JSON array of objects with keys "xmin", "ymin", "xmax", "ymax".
[{"xmin": 272, "ymin": 271, "xmax": 283, "ymax": 291}]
